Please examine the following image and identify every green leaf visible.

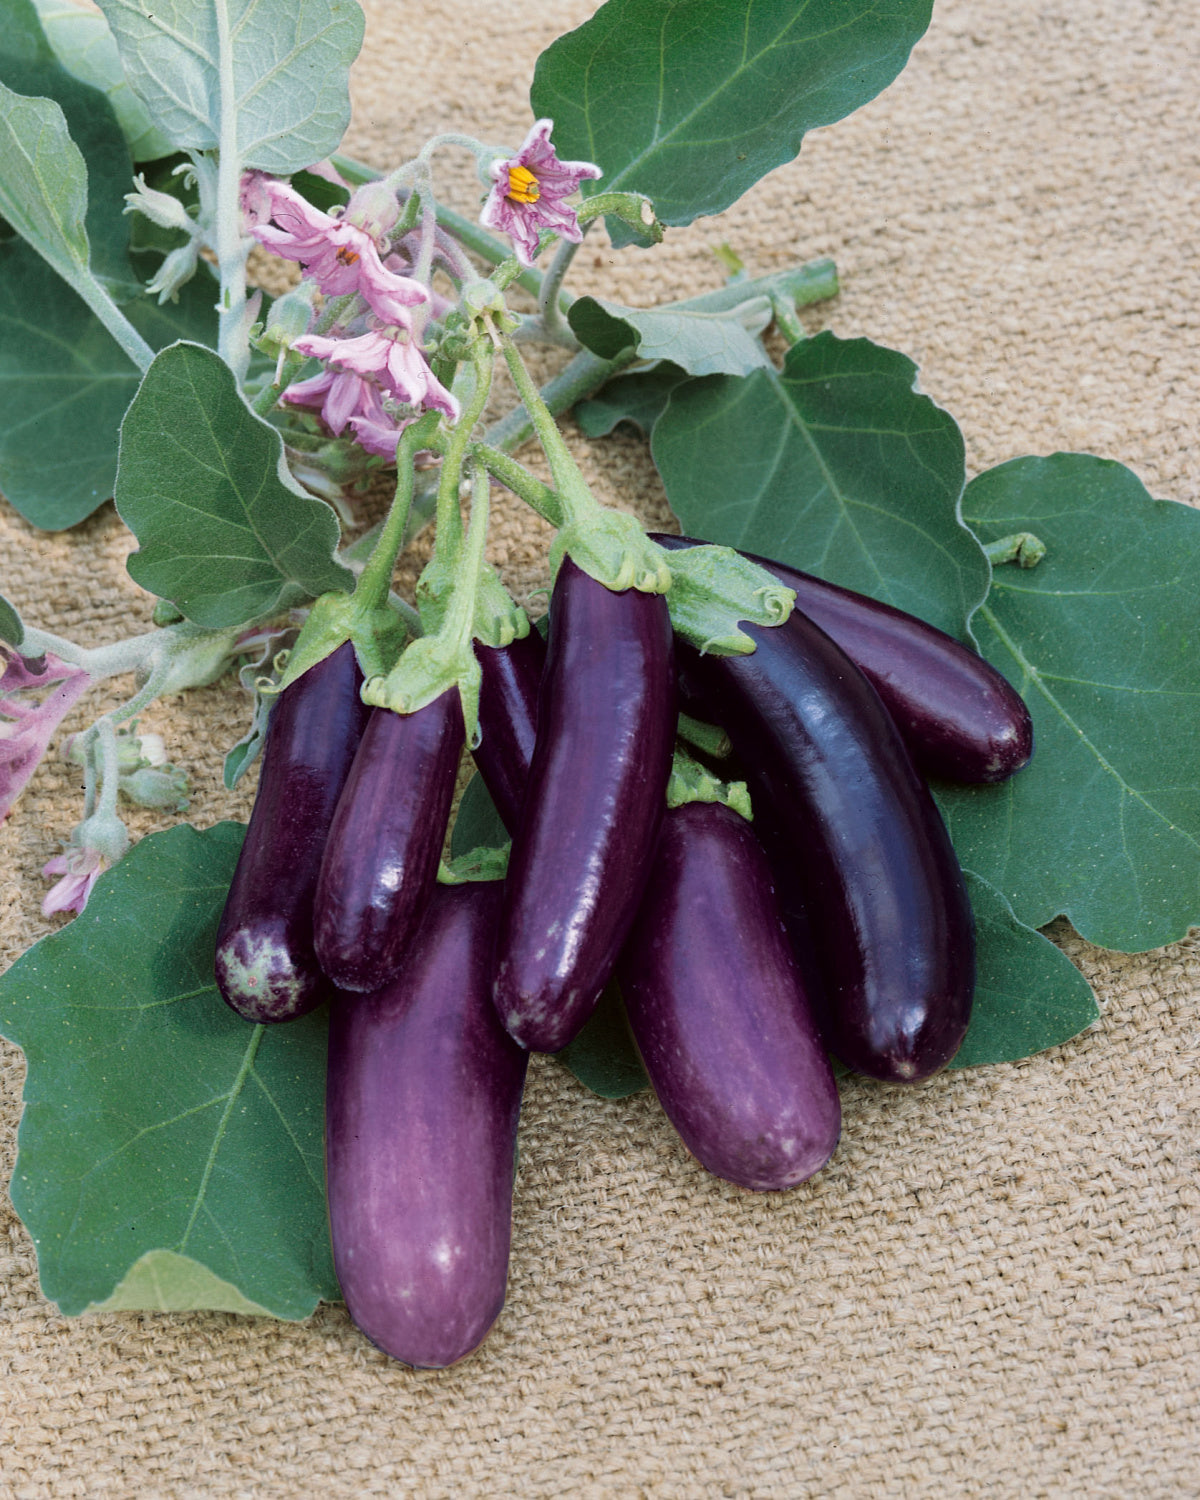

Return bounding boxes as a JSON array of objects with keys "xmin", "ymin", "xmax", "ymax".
[
  {"xmin": 574, "ymin": 361, "xmax": 688, "ymax": 438},
  {"xmin": 0, "ymin": 78, "xmax": 91, "ymax": 283},
  {"xmin": 568, "ymin": 295, "xmax": 772, "ymax": 378},
  {"xmin": 0, "ymin": 0, "xmax": 136, "ymax": 294},
  {"xmin": 96, "ymin": 0, "xmax": 364, "ymax": 175},
  {"xmin": 0, "ymin": 592, "xmax": 23, "ymax": 647},
  {"xmin": 937, "ymin": 454, "xmax": 1200, "ymax": 952},
  {"xmin": 0, "ymin": 241, "xmax": 217, "ymax": 530},
  {"xmin": 450, "ymin": 770, "xmax": 510, "ymax": 859},
  {"xmin": 30, "ymin": 0, "xmax": 174, "ymax": 161},
  {"xmin": 951, "ymin": 874, "xmax": 1099, "ymax": 1068},
  {"xmin": 83, "ymin": 1249, "xmax": 275, "ymax": 1316},
  {"xmin": 532, "ymin": 0, "xmax": 933, "ymax": 247},
  {"xmin": 556, "ymin": 981, "xmax": 648, "ymax": 1099},
  {"xmin": 652, "ymin": 333, "xmax": 987, "ymax": 641},
  {"xmin": 0, "ymin": 822, "xmax": 338, "ymax": 1319},
  {"xmin": 115, "ymin": 342, "xmax": 353, "ymax": 626}
]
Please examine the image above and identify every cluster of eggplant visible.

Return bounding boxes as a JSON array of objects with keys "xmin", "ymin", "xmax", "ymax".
[{"xmin": 213, "ymin": 534, "xmax": 1032, "ymax": 1368}]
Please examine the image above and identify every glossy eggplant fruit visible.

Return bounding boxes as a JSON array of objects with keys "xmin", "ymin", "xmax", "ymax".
[
  {"xmin": 681, "ymin": 616, "xmax": 975, "ymax": 1083},
  {"xmin": 653, "ymin": 533, "xmax": 1032, "ymax": 784},
  {"xmin": 493, "ymin": 558, "xmax": 675, "ymax": 1052},
  {"xmin": 314, "ymin": 689, "xmax": 463, "ymax": 993},
  {"xmin": 215, "ymin": 642, "xmax": 370, "ymax": 1023},
  {"xmin": 621, "ymin": 801, "xmax": 841, "ymax": 1188},
  {"xmin": 326, "ymin": 881, "xmax": 527, "ymax": 1368}
]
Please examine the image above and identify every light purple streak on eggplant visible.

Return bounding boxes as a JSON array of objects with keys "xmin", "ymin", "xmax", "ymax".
[
  {"xmin": 314, "ymin": 689, "xmax": 464, "ymax": 993},
  {"xmin": 652, "ymin": 533, "xmax": 1033, "ymax": 784},
  {"xmin": 215, "ymin": 641, "xmax": 370, "ymax": 1023},
  {"xmin": 326, "ymin": 881, "xmax": 527, "ymax": 1369},
  {"xmin": 621, "ymin": 801, "xmax": 840, "ymax": 1189},
  {"xmin": 494, "ymin": 558, "xmax": 675, "ymax": 1053},
  {"xmin": 681, "ymin": 615, "xmax": 975, "ymax": 1084},
  {"xmin": 473, "ymin": 630, "xmax": 547, "ymax": 833}
]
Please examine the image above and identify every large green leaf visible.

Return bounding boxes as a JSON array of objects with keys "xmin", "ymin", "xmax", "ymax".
[
  {"xmin": 937, "ymin": 455, "xmax": 1200, "ymax": 952},
  {"xmin": 0, "ymin": 822, "xmax": 339, "ymax": 1319},
  {"xmin": 652, "ymin": 333, "xmax": 987, "ymax": 641},
  {"xmin": 96, "ymin": 0, "xmax": 364, "ymax": 175},
  {"xmin": 0, "ymin": 0, "xmax": 136, "ymax": 294},
  {"xmin": 574, "ymin": 361, "xmax": 688, "ymax": 439},
  {"xmin": 31, "ymin": 0, "xmax": 173, "ymax": 161},
  {"xmin": 115, "ymin": 342, "xmax": 352, "ymax": 626},
  {"xmin": 532, "ymin": 0, "xmax": 933, "ymax": 246},
  {"xmin": 951, "ymin": 875, "xmax": 1098, "ymax": 1069},
  {"xmin": 0, "ymin": 241, "xmax": 217, "ymax": 530},
  {"xmin": 568, "ymin": 295, "xmax": 772, "ymax": 378}
]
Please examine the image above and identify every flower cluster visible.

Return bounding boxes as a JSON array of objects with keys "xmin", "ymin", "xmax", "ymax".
[
  {"xmin": 243, "ymin": 173, "xmax": 457, "ymax": 459},
  {"xmin": 0, "ymin": 649, "xmax": 92, "ymax": 824}
]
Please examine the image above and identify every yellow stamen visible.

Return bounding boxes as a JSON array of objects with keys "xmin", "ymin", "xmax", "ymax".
[
  {"xmin": 506, "ymin": 164, "xmax": 541, "ymax": 204},
  {"xmin": 335, "ymin": 246, "xmax": 361, "ymax": 266}
]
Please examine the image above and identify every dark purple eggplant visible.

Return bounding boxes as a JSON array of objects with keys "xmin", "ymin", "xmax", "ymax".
[
  {"xmin": 473, "ymin": 629, "xmax": 546, "ymax": 833},
  {"xmin": 326, "ymin": 880, "xmax": 527, "ymax": 1368},
  {"xmin": 680, "ymin": 616, "xmax": 975, "ymax": 1083},
  {"xmin": 493, "ymin": 557, "xmax": 676, "ymax": 1053},
  {"xmin": 652, "ymin": 533, "xmax": 1032, "ymax": 783},
  {"xmin": 314, "ymin": 690, "xmax": 463, "ymax": 992},
  {"xmin": 621, "ymin": 801, "xmax": 840, "ymax": 1189},
  {"xmin": 215, "ymin": 642, "xmax": 370, "ymax": 1023}
]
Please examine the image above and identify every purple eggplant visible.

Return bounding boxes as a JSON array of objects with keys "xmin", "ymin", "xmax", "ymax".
[
  {"xmin": 215, "ymin": 642, "xmax": 370, "ymax": 1023},
  {"xmin": 621, "ymin": 801, "xmax": 840, "ymax": 1189},
  {"xmin": 314, "ymin": 690, "xmax": 463, "ymax": 992},
  {"xmin": 326, "ymin": 880, "xmax": 527, "ymax": 1368},
  {"xmin": 493, "ymin": 558, "xmax": 675, "ymax": 1052},
  {"xmin": 680, "ymin": 616, "xmax": 975, "ymax": 1083},
  {"xmin": 473, "ymin": 630, "xmax": 547, "ymax": 833},
  {"xmin": 653, "ymin": 533, "xmax": 1032, "ymax": 783}
]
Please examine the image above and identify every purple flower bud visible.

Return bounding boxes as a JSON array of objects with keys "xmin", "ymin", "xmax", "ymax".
[{"xmin": 1, "ymin": 649, "xmax": 92, "ymax": 823}]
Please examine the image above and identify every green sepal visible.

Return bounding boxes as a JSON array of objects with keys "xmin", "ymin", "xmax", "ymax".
[
  {"xmin": 666, "ymin": 746, "xmax": 753, "ymax": 821},
  {"xmin": 551, "ymin": 510, "xmax": 672, "ymax": 594},
  {"xmin": 576, "ymin": 190, "xmax": 664, "ymax": 247},
  {"xmin": 663, "ymin": 543, "xmax": 794, "ymax": 654},
  {"xmin": 676, "ymin": 712, "xmax": 731, "ymax": 761},
  {"xmin": 417, "ymin": 558, "xmax": 529, "ymax": 650},
  {"xmin": 362, "ymin": 633, "xmax": 483, "ymax": 748},
  {"xmin": 270, "ymin": 589, "xmax": 409, "ymax": 699},
  {"xmin": 438, "ymin": 844, "xmax": 511, "ymax": 884}
]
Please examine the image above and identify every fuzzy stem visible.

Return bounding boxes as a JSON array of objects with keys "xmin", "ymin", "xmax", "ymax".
[
  {"xmin": 213, "ymin": 10, "xmax": 250, "ymax": 380},
  {"xmin": 75, "ymin": 273, "xmax": 154, "ymax": 372},
  {"xmin": 433, "ymin": 340, "xmax": 495, "ymax": 554},
  {"xmin": 769, "ymin": 291, "xmax": 807, "ymax": 346},
  {"xmin": 354, "ymin": 414, "xmax": 444, "ymax": 610},
  {"xmin": 499, "ymin": 337, "xmax": 594, "ymax": 522},
  {"xmin": 538, "ymin": 236, "xmax": 582, "ymax": 338}
]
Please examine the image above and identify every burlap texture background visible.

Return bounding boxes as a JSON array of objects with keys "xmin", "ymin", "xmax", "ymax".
[{"xmin": 2, "ymin": 0, "xmax": 1198, "ymax": 1493}]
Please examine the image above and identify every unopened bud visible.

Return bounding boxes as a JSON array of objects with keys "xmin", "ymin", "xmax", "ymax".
[
  {"xmin": 125, "ymin": 174, "xmax": 194, "ymax": 232},
  {"xmin": 120, "ymin": 765, "xmax": 190, "ymax": 812},
  {"xmin": 345, "ymin": 181, "xmax": 402, "ymax": 239}
]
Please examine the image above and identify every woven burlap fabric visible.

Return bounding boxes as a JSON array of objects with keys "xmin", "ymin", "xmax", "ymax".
[{"xmin": 2, "ymin": 0, "xmax": 1198, "ymax": 1493}]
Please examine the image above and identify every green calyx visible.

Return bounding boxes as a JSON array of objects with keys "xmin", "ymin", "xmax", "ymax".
[
  {"xmin": 438, "ymin": 844, "xmax": 511, "ymax": 884},
  {"xmin": 666, "ymin": 746, "xmax": 753, "ymax": 821},
  {"xmin": 663, "ymin": 544, "xmax": 794, "ymax": 654},
  {"xmin": 550, "ymin": 511, "xmax": 672, "ymax": 594},
  {"xmin": 577, "ymin": 191, "xmax": 664, "ymax": 245}
]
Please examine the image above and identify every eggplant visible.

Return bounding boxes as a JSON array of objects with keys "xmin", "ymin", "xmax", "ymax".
[
  {"xmin": 621, "ymin": 801, "xmax": 840, "ymax": 1189},
  {"xmin": 314, "ymin": 690, "xmax": 463, "ymax": 992},
  {"xmin": 326, "ymin": 880, "xmax": 527, "ymax": 1368},
  {"xmin": 215, "ymin": 641, "xmax": 370, "ymax": 1023},
  {"xmin": 680, "ymin": 616, "xmax": 975, "ymax": 1083},
  {"xmin": 652, "ymin": 533, "xmax": 1032, "ymax": 783},
  {"xmin": 493, "ymin": 557, "xmax": 675, "ymax": 1052},
  {"xmin": 473, "ymin": 630, "xmax": 546, "ymax": 833}
]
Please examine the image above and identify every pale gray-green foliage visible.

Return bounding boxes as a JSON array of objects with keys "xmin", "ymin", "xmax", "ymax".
[
  {"xmin": 569, "ymin": 295, "xmax": 773, "ymax": 379},
  {"xmin": 0, "ymin": 80, "xmax": 90, "ymax": 281},
  {"xmin": 96, "ymin": 0, "xmax": 364, "ymax": 174},
  {"xmin": 32, "ymin": 0, "xmax": 173, "ymax": 159}
]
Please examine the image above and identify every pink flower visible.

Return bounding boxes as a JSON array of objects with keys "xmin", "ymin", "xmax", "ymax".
[
  {"xmin": 480, "ymin": 119, "xmax": 601, "ymax": 266},
  {"xmin": 349, "ymin": 389, "xmax": 413, "ymax": 459},
  {"xmin": 294, "ymin": 329, "xmax": 459, "ymax": 420},
  {"xmin": 245, "ymin": 175, "xmax": 427, "ymax": 325},
  {"xmin": 41, "ymin": 845, "xmax": 106, "ymax": 918},
  {"xmin": 281, "ymin": 366, "xmax": 375, "ymax": 436},
  {"xmin": 1, "ymin": 650, "xmax": 92, "ymax": 822}
]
